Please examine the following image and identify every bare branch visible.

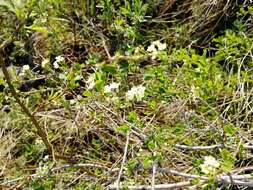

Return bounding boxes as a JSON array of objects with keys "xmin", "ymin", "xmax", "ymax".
[
  {"xmin": 175, "ymin": 144, "xmax": 253, "ymax": 151},
  {"xmin": 108, "ymin": 181, "xmax": 194, "ymax": 190},
  {"xmin": 175, "ymin": 144, "xmax": 225, "ymax": 150},
  {"xmin": 0, "ymin": 41, "xmax": 55, "ymax": 160},
  {"xmin": 115, "ymin": 132, "xmax": 131, "ymax": 190}
]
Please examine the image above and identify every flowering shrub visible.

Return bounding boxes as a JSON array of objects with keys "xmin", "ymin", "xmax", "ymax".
[
  {"xmin": 126, "ymin": 85, "xmax": 146, "ymax": 101},
  {"xmin": 86, "ymin": 74, "xmax": 96, "ymax": 90},
  {"xmin": 147, "ymin": 40, "xmax": 167, "ymax": 60},
  {"xmin": 147, "ymin": 40, "xmax": 167, "ymax": 52},
  {"xmin": 104, "ymin": 82, "xmax": 120, "ymax": 93},
  {"xmin": 53, "ymin": 56, "xmax": 65, "ymax": 69},
  {"xmin": 0, "ymin": 1, "xmax": 252, "ymax": 189},
  {"xmin": 19, "ymin": 65, "xmax": 30, "ymax": 76},
  {"xmin": 200, "ymin": 156, "xmax": 220, "ymax": 175}
]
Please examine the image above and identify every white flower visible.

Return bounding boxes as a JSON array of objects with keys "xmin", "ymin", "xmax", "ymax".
[
  {"xmin": 36, "ymin": 162, "xmax": 52, "ymax": 178},
  {"xmin": 69, "ymin": 99, "xmax": 76, "ymax": 105},
  {"xmin": 110, "ymin": 82, "xmax": 120, "ymax": 89},
  {"xmin": 200, "ymin": 156, "xmax": 220, "ymax": 175},
  {"xmin": 158, "ymin": 43, "xmax": 166, "ymax": 51},
  {"xmin": 53, "ymin": 62, "xmax": 59, "ymax": 69},
  {"xmin": 147, "ymin": 44, "xmax": 156, "ymax": 52},
  {"xmin": 19, "ymin": 65, "xmax": 30, "ymax": 76},
  {"xmin": 55, "ymin": 55, "xmax": 65, "ymax": 62},
  {"xmin": 43, "ymin": 155, "xmax": 49, "ymax": 161},
  {"xmin": 151, "ymin": 51, "xmax": 158, "ymax": 60},
  {"xmin": 74, "ymin": 75, "xmax": 82, "ymax": 81},
  {"xmin": 86, "ymin": 74, "xmax": 95, "ymax": 90},
  {"xmin": 195, "ymin": 68, "xmax": 201, "ymax": 73},
  {"xmin": 152, "ymin": 40, "xmax": 167, "ymax": 51},
  {"xmin": 147, "ymin": 40, "xmax": 167, "ymax": 52},
  {"xmin": 106, "ymin": 96, "xmax": 119, "ymax": 103},
  {"xmin": 126, "ymin": 85, "xmax": 146, "ymax": 101},
  {"xmin": 104, "ymin": 82, "xmax": 120, "ymax": 93},
  {"xmin": 53, "ymin": 55, "xmax": 65, "ymax": 69},
  {"xmin": 23, "ymin": 65, "xmax": 30, "ymax": 71},
  {"xmin": 104, "ymin": 86, "xmax": 112, "ymax": 93},
  {"xmin": 22, "ymin": 65, "xmax": 30, "ymax": 71},
  {"xmin": 41, "ymin": 59, "xmax": 50, "ymax": 68}
]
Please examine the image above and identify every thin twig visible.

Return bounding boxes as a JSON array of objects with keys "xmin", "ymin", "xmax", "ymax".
[
  {"xmin": 51, "ymin": 163, "xmax": 112, "ymax": 173},
  {"xmin": 108, "ymin": 181, "xmax": 196, "ymax": 190},
  {"xmin": 157, "ymin": 167, "xmax": 253, "ymax": 181},
  {"xmin": 101, "ymin": 35, "xmax": 111, "ymax": 59},
  {"xmin": 157, "ymin": 168, "xmax": 207, "ymax": 180},
  {"xmin": 174, "ymin": 144, "xmax": 225, "ymax": 150},
  {"xmin": 151, "ymin": 151, "xmax": 157, "ymax": 190},
  {"xmin": 115, "ymin": 132, "xmax": 131, "ymax": 190},
  {"xmin": 3, "ymin": 162, "xmax": 253, "ymax": 188},
  {"xmin": 94, "ymin": 101, "xmax": 147, "ymax": 140},
  {"xmin": 108, "ymin": 170, "xmax": 253, "ymax": 189},
  {"xmin": 174, "ymin": 144, "xmax": 253, "ymax": 151},
  {"xmin": 232, "ymin": 166, "xmax": 253, "ymax": 174},
  {"xmin": 2, "ymin": 163, "xmax": 116, "ymax": 185},
  {"xmin": 0, "ymin": 42, "xmax": 55, "ymax": 160}
]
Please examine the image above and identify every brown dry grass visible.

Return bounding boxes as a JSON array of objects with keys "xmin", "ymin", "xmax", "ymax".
[{"xmin": 154, "ymin": 0, "xmax": 243, "ymax": 45}]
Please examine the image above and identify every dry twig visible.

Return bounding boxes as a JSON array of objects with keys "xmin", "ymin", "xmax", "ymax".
[
  {"xmin": 115, "ymin": 132, "xmax": 131, "ymax": 190},
  {"xmin": 0, "ymin": 41, "xmax": 55, "ymax": 160}
]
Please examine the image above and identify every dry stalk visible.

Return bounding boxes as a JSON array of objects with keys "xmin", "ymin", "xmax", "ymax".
[
  {"xmin": 115, "ymin": 132, "xmax": 131, "ymax": 190},
  {"xmin": 108, "ymin": 181, "xmax": 194, "ymax": 190},
  {"xmin": 151, "ymin": 151, "xmax": 157, "ymax": 190},
  {"xmin": 174, "ymin": 143, "xmax": 253, "ymax": 151},
  {"xmin": 3, "ymin": 161, "xmax": 253, "ymax": 188},
  {"xmin": 0, "ymin": 41, "xmax": 55, "ymax": 160}
]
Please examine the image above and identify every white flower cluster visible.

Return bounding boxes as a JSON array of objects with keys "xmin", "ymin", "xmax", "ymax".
[
  {"xmin": 19, "ymin": 65, "xmax": 30, "ymax": 76},
  {"xmin": 146, "ymin": 40, "xmax": 167, "ymax": 60},
  {"xmin": 126, "ymin": 85, "xmax": 146, "ymax": 101},
  {"xmin": 200, "ymin": 156, "xmax": 220, "ymax": 175},
  {"xmin": 36, "ymin": 162, "xmax": 51, "ymax": 178},
  {"xmin": 86, "ymin": 74, "xmax": 95, "ymax": 90},
  {"xmin": 53, "ymin": 55, "xmax": 65, "ymax": 69},
  {"xmin": 104, "ymin": 82, "xmax": 120, "ymax": 93},
  {"xmin": 41, "ymin": 58, "xmax": 50, "ymax": 68}
]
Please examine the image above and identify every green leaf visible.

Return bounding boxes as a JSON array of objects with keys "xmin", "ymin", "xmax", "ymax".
[
  {"xmin": 117, "ymin": 124, "xmax": 130, "ymax": 134},
  {"xmin": 173, "ymin": 123, "xmax": 186, "ymax": 135},
  {"xmin": 143, "ymin": 157, "xmax": 152, "ymax": 169},
  {"xmin": 224, "ymin": 124, "xmax": 237, "ymax": 137},
  {"xmin": 26, "ymin": 25, "xmax": 49, "ymax": 33},
  {"xmin": 147, "ymin": 140, "xmax": 156, "ymax": 150},
  {"xmin": 101, "ymin": 65, "xmax": 117, "ymax": 74},
  {"xmin": 115, "ymin": 19, "xmax": 125, "ymax": 26},
  {"xmin": 148, "ymin": 100, "xmax": 157, "ymax": 110},
  {"xmin": 92, "ymin": 139, "xmax": 101, "ymax": 149},
  {"xmin": 127, "ymin": 111, "xmax": 138, "ymax": 123},
  {"xmin": 120, "ymin": 7, "xmax": 131, "ymax": 16},
  {"xmin": 127, "ymin": 158, "xmax": 138, "ymax": 170},
  {"xmin": 118, "ymin": 60, "xmax": 129, "ymax": 71},
  {"xmin": 0, "ymin": 0, "xmax": 13, "ymax": 10},
  {"xmin": 220, "ymin": 149, "xmax": 235, "ymax": 172},
  {"xmin": 82, "ymin": 90, "xmax": 92, "ymax": 97},
  {"xmin": 190, "ymin": 178, "xmax": 200, "ymax": 186}
]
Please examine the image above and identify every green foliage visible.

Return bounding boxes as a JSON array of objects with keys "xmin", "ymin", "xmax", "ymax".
[
  {"xmin": 220, "ymin": 149, "xmax": 236, "ymax": 173},
  {"xmin": 1, "ymin": 0, "xmax": 253, "ymax": 189},
  {"xmin": 172, "ymin": 48, "xmax": 226, "ymax": 100},
  {"xmin": 117, "ymin": 124, "xmax": 131, "ymax": 134},
  {"xmin": 213, "ymin": 29, "xmax": 253, "ymax": 69},
  {"xmin": 224, "ymin": 124, "xmax": 238, "ymax": 137}
]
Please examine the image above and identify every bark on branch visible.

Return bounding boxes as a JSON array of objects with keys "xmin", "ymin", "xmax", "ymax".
[{"xmin": 0, "ymin": 41, "xmax": 55, "ymax": 159}]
